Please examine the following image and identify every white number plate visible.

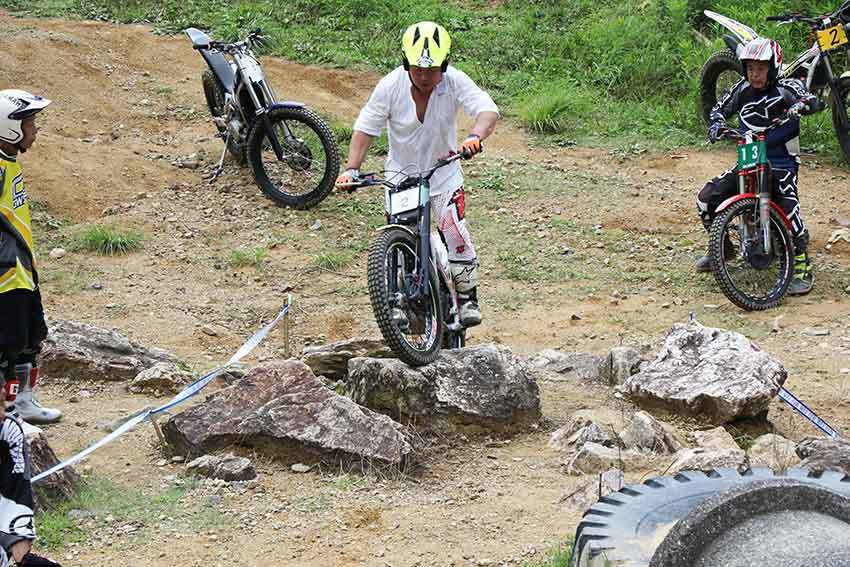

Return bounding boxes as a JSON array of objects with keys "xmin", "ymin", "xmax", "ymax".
[
  {"xmin": 389, "ymin": 187, "xmax": 420, "ymax": 215},
  {"xmin": 240, "ymin": 57, "xmax": 265, "ymax": 83}
]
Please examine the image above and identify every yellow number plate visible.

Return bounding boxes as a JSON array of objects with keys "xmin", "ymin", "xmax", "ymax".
[{"xmin": 818, "ymin": 23, "xmax": 849, "ymax": 52}]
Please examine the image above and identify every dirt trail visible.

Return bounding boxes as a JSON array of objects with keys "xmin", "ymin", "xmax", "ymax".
[{"xmin": 3, "ymin": 13, "xmax": 850, "ymax": 567}]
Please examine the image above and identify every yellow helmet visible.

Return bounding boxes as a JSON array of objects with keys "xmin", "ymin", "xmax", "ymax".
[{"xmin": 402, "ymin": 21, "xmax": 451, "ymax": 70}]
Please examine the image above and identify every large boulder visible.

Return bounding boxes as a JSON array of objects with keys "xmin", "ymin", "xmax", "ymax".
[
  {"xmin": 28, "ymin": 432, "xmax": 80, "ymax": 511},
  {"xmin": 41, "ymin": 319, "xmax": 177, "ymax": 382},
  {"xmin": 617, "ymin": 318, "xmax": 786, "ymax": 423},
  {"xmin": 162, "ymin": 360, "xmax": 411, "ymax": 466},
  {"xmin": 527, "ymin": 350, "xmax": 603, "ymax": 382},
  {"xmin": 346, "ymin": 344, "xmax": 541, "ymax": 434},
  {"xmin": 796, "ymin": 437, "xmax": 850, "ymax": 475},
  {"xmin": 301, "ymin": 337, "xmax": 394, "ymax": 381}
]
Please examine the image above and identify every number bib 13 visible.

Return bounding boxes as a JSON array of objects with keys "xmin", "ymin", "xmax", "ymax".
[{"xmin": 737, "ymin": 140, "xmax": 766, "ymax": 170}]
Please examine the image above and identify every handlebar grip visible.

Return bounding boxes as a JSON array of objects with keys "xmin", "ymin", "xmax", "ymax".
[
  {"xmin": 192, "ymin": 44, "xmax": 209, "ymax": 50},
  {"xmin": 765, "ymin": 15, "xmax": 787, "ymax": 21}
]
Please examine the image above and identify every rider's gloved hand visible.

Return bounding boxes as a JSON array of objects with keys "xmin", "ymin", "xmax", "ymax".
[
  {"xmin": 335, "ymin": 168, "xmax": 360, "ymax": 192},
  {"xmin": 460, "ymin": 134, "xmax": 482, "ymax": 157},
  {"xmin": 707, "ymin": 122, "xmax": 725, "ymax": 144}
]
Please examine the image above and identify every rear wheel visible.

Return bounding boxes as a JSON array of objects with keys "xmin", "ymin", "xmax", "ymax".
[
  {"xmin": 201, "ymin": 70, "xmax": 245, "ymax": 164},
  {"xmin": 368, "ymin": 229, "xmax": 443, "ymax": 366},
  {"xmin": 246, "ymin": 106, "xmax": 340, "ymax": 209},
  {"xmin": 709, "ymin": 198, "xmax": 794, "ymax": 310},
  {"xmin": 699, "ymin": 50, "xmax": 743, "ymax": 124},
  {"xmin": 830, "ymin": 75, "xmax": 850, "ymax": 165}
]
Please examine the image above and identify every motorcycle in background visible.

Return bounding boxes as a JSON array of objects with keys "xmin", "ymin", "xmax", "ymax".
[
  {"xmin": 698, "ymin": 3, "xmax": 850, "ymax": 164},
  {"xmin": 186, "ymin": 27, "xmax": 340, "ymax": 209}
]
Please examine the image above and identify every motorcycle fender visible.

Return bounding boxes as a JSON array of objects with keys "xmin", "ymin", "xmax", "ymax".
[
  {"xmin": 201, "ymin": 50, "xmax": 236, "ymax": 94},
  {"xmin": 269, "ymin": 101, "xmax": 306, "ymax": 110},
  {"xmin": 703, "ymin": 10, "xmax": 759, "ymax": 44},
  {"xmin": 715, "ymin": 194, "xmax": 793, "ymax": 230},
  {"xmin": 376, "ymin": 224, "xmax": 416, "ymax": 238},
  {"xmin": 723, "ymin": 35, "xmax": 742, "ymax": 55}
]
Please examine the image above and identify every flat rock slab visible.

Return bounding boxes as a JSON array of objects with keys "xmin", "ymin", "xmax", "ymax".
[
  {"xmin": 42, "ymin": 319, "xmax": 177, "ymax": 382},
  {"xmin": 618, "ymin": 318, "xmax": 786, "ymax": 424},
  {"xmin": 186, "ymin": 454, "xmax": 256, "ymax": 481},
  {"xmin": 346, "ymin": 344, "xmax": 541, "ymax": 434},
  {"xmin": 527, "ymin": 350, "xmax": 603, "ymax": 382},
  {"xmin": 163, "ymin": 360, "xmax": 411, "ymax": 465},
  {"xmin": 129, "ymin": 362, "xmax": 193, "ymax": 394},
  {"xmin": 301, "ymin": 337, "xmax": 394, "ymax": 381},
  {"xmin": 748, "ymin": 433, "xmax": 800, "ymax": 472},
  {"xmin": 667, "ymin": 447, "xmax": 747, "ymax": 475}
]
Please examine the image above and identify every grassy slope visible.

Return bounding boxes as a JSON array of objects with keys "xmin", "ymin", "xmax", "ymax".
[{"xmin": 2, "ymin": 0, "xmax": 846, "ymax": 155}]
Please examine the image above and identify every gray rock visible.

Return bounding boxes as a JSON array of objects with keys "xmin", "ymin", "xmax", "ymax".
[
  {"xmin": 527, "ymin": 350, "xmax": 603, "ymax": 382},
  {"xmin": 796, "ymin": 437, "xmax": 850, "ymax": 475},
  {"xmin": 301, "ymin": 337, "xmax": 393, "ymax": 381},
  {"xmin": 49, "ymin": 247, "xmax": 66, "ymax": 259},
  {"xmin": 128, "ymin": 362, "xmax": 193, "ymax": 394},
  {"xmin": 347, "ymin": 344, "xmax": 541, "ymax": 434},
  {"xmin": 186, "ymin": 454, "xmax": 256, "ymax": 481},
  {"xmin": 600, "ymin": 346, "xmax": 642, "ymax": 386},
  {"xmin": 566, "ymin": 442, "xmax": 650, "ymax": 475},
  {"xmin": 748, "ymin": 433, "xmax": 800, "ymax": 472},
  {"xmin": 618, "ymin": 411, "xmax": 683, "ymax": 454},
  {"xmin": 693, "ymin": 427, "xmax": 741, "ymax": 451},
  {"xmin": 617, "ymin": 318, "xmax": 786, "ymax": 423},
  {"xmin": 28, "ymin": 431, "xmax": 80, "ymax": 512},
  {"xmin": 666, "ymin": 447, "xmax": 747, "ymax": 475},
  {"xmin": 162, "ymin": 360, "xmax": 411, "ymax": 465},
  {"xmin": 550, "ymin": 420, "xmax": 614, "ymax": 452},
  {"xmin": 290, "ymin": 463, "xmax": 311, "ymax": 473},
  {"xmin": 559, "ymin": 468, "xmax": 625, "ymax": 510},
  {"xmin": 42, "ymin": 319, "xmax": 177, "ymax": 382}
]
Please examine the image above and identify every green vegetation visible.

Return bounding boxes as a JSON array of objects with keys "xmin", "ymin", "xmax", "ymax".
[
  {"xmin": 313, "ymin": 249, "xmax": 355, "ymax": 271},
  {"xmin": 522, "ymin": 542, "xmax": 574, "ymax": 567},
  {"xmin": 37, "ymin": 476, "xmax": 219, "ymax": 551},
  {"xmin": 73, "ymin": 225, "xmax": 144, "ymax": 255},
  {"xmin": 228, "ymin": 246, "xmax": 269, "ymax": 267},
  {"xmin": 1, "ymin": 0, "xmax": 844, "ymax": 154}
]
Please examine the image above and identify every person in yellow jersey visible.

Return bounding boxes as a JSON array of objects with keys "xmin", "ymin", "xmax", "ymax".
[
  {"xmin": 0, "ymin": 90, "xmax": 62, "ymax": 433},
  {"xmin": 336, "ymin": 22, "xmax": 499, "ymax": 327}
]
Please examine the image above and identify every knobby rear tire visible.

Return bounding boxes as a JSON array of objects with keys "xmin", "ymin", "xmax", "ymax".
[
  {"xmin": 699, "ymin": 49, "xmax": 743, "ymax": 124},
  {"xmin": 201, "ymin": 70, "xmax": 246, "ymax": 164},
  {"xmin": 246, "ymin": 106, "xmax": 340, "ymax": 209},
  {"xmin": 709, "ymin": 198, "xmax": 794, "ymax": 311},
  {"xmin": 367, "ymin": 229, "xmax": 443, "ymax": 367}
]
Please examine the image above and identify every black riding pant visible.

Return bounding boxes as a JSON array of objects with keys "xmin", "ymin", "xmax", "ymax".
[{"xmin": 696, "ymin": 165, "xmax": 808, "ymax": 249}]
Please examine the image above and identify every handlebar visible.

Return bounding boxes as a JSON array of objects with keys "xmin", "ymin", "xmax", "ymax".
[
  {"xmin": 337, "ymin": 151, "xmax": 472, "ymax": 192},
  {"xmin": 716, "ymin": 105, "xmax": 812, "ymax": 142},
  {"xmin": 193, "ymin": 30, "xmax": 269, "ymax": 53}
]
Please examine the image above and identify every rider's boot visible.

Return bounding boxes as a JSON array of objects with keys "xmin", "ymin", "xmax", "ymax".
[
  {"xmin": 11, "ymin": 362, "xmax": 62, "ymax": 425},
  {"xmin": 451, "ymin": 260, "xmax": 481, "ymax": 327},
  {"xmin": 788, "ymin": 233, "xmax": 814, "ymax": 296},
  {"xmin": 695, "ymin": 215, "xmax": 734, "ymax": 272}
]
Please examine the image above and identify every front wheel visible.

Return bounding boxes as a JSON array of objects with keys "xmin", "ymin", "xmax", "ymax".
[
  {"xmin": 699, "ymin": 49, "xmax": 743, "ymax": 124},
  {"xmin": 830, "ymin": 76, "xmax": 850, "ymax": 165},
  {"xmin": 246, "ymin": 106, "xmax": 340, "ymax": 209},
  {"xmin": 709, "ymin": 198, "xmax": 794, "ymax": 311},
  {"xmin": 368, "ymin": 229, "xmax": 443, "ymax": 367}
]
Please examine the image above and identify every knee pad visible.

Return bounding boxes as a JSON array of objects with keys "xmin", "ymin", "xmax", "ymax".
[{"xmin": 697, "ymin": 182, "xmax": 716, "ymax": 207}]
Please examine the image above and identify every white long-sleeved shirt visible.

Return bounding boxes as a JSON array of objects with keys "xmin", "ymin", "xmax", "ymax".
[{"xmin": 353, "ymin": 66, "xmax": 499, "ymax": 195}]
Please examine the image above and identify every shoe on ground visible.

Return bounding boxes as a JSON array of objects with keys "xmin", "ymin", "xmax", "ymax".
[{"xmin": 460, "ymin": 300, "xmax": 482, "ymax": 327}]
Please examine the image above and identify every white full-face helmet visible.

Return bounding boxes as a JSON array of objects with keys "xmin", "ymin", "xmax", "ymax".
[
  {"xmin": 0, "ymin": 89, "xmax": 51, "ymax": 145},
  {"xmin": 737, "ymin": 37, "xmax": 783, "ymax": 85}
]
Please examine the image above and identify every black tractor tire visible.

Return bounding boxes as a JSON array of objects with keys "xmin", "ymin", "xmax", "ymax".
[
  {"xmin": 830, "ymin": 75, "xmax": 850, "ymax": 165},
  {"xmin": 201, "ymin": 70, "xmax": 245, "ymax": 164},
  {"xmin": 709, "ymin": 198, "xmax": 794, "ymax": 311},
  {"xmin": 367, "ymin": 229, "xmax": 443, "ymax": 366},
  {"xmin": 699, "ymin": 49, "xmax": 743, "ymax": 124},
  {"xmin": 571, "ymin": 467, "xmax": 850, "ymax": 567},
  {"xmin": 246, "ymin": 106, "xmax": 340, "ymax": 209}
]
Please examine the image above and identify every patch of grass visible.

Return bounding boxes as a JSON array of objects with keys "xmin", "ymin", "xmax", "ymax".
[
  {"xmin": 228, "ymin": 246, "xmax": 268, "ymax": 268},
  {"xmin": 154, "ymin": 84, "xmax": 174, "ymax": 96},
  {"xmin": 313, "ymin": 250, "xmax": 355, "ymax": 271},
  {"xmin": 522, "ymin": 542, "xmax": 573, "ymax": 567},
  {"xmin": 73, "ymin": 225, "xmax": 143, "ymax": 256},
  {"xmin": 37, "ymin": 476, "xmax": 202, "ymax": 552}
]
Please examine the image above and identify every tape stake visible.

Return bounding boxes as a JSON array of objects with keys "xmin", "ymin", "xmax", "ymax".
[
  {"xmin": 778, "ymin": 387, "xmax": 841, "ymax": 440},
  {"xmin": 31, "ymin": 302, "xmax": 291, "ymax": 484}
]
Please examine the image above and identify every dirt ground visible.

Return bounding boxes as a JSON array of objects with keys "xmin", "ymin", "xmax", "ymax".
[{"xmin": 3, "ymin": 13, "xmax": 850, "ymax": 567}]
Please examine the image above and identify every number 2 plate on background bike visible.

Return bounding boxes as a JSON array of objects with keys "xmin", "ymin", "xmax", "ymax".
[
  {"xmin": 817, "ymin": 23, "xmax": 850, "ymax": 52},
  {"xmin": 737, "ymin": 139, "xmax": 766, "ymax": 170}
]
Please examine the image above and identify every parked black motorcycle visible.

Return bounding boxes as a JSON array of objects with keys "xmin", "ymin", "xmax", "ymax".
[{"xmin": 186, "ymin": 28, "xmax": 340, "ymax": 209}]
